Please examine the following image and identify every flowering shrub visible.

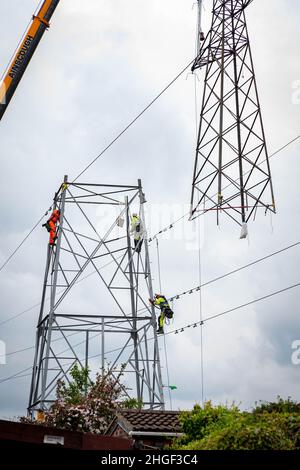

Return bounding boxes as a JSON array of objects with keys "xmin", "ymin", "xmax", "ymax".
[{"xmin": 43, "ymin": 364, "xmax": 125, "ymax": 434}]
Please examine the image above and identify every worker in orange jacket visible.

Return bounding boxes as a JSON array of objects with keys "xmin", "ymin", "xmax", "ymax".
[{"xmin": 43, "ymin": 209, "xmax": 61, "ymax": 245}]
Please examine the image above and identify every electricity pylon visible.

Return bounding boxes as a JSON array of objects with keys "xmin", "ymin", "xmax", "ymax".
[
  {"xmin": 191, "ymin": 0, "xmax": 275, "ymax": 226},
  {"xmin": 28, "ymin": 177, "xmax": 164, "ymax": 416}
]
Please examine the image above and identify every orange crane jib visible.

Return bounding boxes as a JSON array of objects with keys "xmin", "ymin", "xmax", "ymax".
[{"xmin": 0, "ymin": 0, "xmax": 60, "ymax": 121}]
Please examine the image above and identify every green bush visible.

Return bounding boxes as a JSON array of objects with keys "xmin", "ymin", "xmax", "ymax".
[
  {"xmin": 173, "ymin": 398, "xmax": 300, "ymax": 450},
  {"xmin": 185, "ymin": 414, "xmax": 294, "ymax": 450},
  {"xmin": 253, "ymin": 396, "xmax": 300, "ymax": 415},
  {"xmin": 178, "ymin": 401, "xmax": 240, "ymax": 444}
]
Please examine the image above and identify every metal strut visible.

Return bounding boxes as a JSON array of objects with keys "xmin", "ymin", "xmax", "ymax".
[{"xmin": 28, "ymin": 177, "xmax": 164, "ymax": 416}]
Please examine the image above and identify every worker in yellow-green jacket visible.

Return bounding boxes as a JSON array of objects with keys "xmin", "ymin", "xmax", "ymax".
[
  {"xmin": 130, "ymin": 213, "xmax": 143, "ymax": 254},
  {"xmin": 149, "ymin": 294, "xmax": 174, "ymax": 335}
]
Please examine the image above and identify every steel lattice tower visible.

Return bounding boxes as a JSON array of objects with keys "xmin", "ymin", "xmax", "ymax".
[
  {"xmin": 191, "ymin": 0, "xmax": 276, "ymax": 226},
  {"xmin": 28, "ymin": 177, "xmax": 164, "ymax": 415}
]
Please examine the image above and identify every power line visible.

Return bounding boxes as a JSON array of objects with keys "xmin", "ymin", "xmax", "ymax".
[
  {"xmin": 267, "ymin": 134, "xmax": 300, "ymax": 160},
  {"xmin": 72, "ymin": 59, "xmax": 196, "ymax": 183},
  {"xmin": 2, "ymin": 243, "xmax": 299, "ymax": 365},
  {"xmin": 148, "ymin": 212, "xmax": 189, "ymax": 243},
  {"xmin": 0, "ymin": 367, "xmax": 32, "ymax": 385},
  {"xmin": 0, "ymin": 302, "xmax": 41, "ymax": 328},
  {"xmin": 0, "ymin": 132, "xmax": 299, "ymax": 369},
  {"xmin": 168, "ymin": 240, "xmax": 300, "ymax": 302},
  {"xmin": 201, "ymin": 281, "xmax": 300, "ymax": 325},
  {"xmin": 0, "ymin": 130, "xmax": 299, "ymax": 280},
  {"xmin": 0, "ymin": 327, "xmax": 102, "ymax": 385},
  {"xmin": 4, "ymin": 346, "xmax": 34, "ymax": 358},
  {"xmin": 0, "ymin": 213, "xmax": 48, "ymax": 274},
  {"xmin": 7, "ymin": 225, "xmax": 296, "ymax": 390},
  {"xmin": 1, "ymin": 237, "xmax": 299, "ymax": 350},
  {"xmin": 148, "ymin": 134, "xmax": 300, "ymax": 242},
  {"xmin": 0, "ymin": 58, "xmax": 195, "ymax": 275},
  {"xmin": 2, "ymin": 279, "xmax": 300, "ymax": 387},
  {"xmin": 6, "ymin": 374, "xmax": 32, "ymax": 381},
  {"xmin": 55, "ymin": 279, "xmax": 300, "ymax": 364},
  {"xmin": 169, "ymin": 282, "xmax": 300, "ymax": 334},
  {"xmin": 0, "ymin": 253, "xmax": 125, "ymax": 327}
]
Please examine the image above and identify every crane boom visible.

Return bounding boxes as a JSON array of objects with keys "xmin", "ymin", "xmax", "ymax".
[{"xmin": 0, "ymin": 0, "xmax": 60, "ymax": 121}]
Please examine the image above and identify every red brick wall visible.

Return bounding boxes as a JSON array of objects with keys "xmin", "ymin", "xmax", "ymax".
[{"xmin": 0, "ymin": 420, "xmax": 132, "ymax": 450}]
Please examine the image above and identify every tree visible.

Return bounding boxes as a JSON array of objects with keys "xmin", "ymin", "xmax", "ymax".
[{"xmin": 55, "ymin": 363, "xmax": 90, "ymax": 405}]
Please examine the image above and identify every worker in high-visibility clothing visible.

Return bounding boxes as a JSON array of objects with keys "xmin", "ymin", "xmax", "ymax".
[
  {"xmin": 43, "ymin": 209, "xmax": 61, "ymax": 246},
  {"xmin": 130, "ymin": 213, "xmax": 143, "ymax": 253},
  {"xmin": 149, "ymin": 294, "xmax": 173, "ymax": 335}
]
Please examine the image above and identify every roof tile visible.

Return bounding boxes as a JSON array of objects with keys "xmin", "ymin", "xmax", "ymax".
[{"xmin": 115, "ymin": 410, "xmax": 182, "ymax": 434}]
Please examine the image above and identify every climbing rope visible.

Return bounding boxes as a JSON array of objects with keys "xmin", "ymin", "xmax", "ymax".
[
  {"xmin": 193, "ymin": 40, "xmax": 205, "ymax": 406},
  {"xmin": 155, "ymin": 237, "xmax": 172, "ymax": 410},
  {"xmin": 196, "ymin": 216, "xmax": 205, "ymax": 407}
]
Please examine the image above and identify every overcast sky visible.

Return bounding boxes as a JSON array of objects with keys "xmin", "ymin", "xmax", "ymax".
[{"xmin": 0, "ymin": 0, "xmax": 300, "ymax": 418}]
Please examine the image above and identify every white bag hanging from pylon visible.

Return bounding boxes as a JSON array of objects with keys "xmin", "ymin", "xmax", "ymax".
[
  {"xmin": 240, "ymin": 223, "xmax": 248, "ymax": 240},
  {"xmin": 117, "ymin": 216, "xmax": 124, "ymax": 228}
]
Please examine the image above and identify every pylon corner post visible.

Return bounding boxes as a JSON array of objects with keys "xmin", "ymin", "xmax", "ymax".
[
  {"xmin": 28, "ymin": 179, "xmax": 164, "ymax": 417},
  {"xmin": 191, "ymin": 0, "xmax": 276, "ymax": 226}
]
